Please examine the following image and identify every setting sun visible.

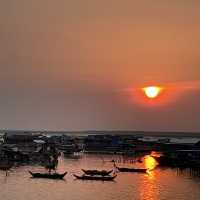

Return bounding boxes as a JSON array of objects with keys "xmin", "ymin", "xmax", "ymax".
[{"xmin": 143, "ymin": 86, "xmax": 162, "ymax": 99}]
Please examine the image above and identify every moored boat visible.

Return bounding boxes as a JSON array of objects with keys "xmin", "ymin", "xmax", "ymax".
[
  {"xmin": 73, "ymin": 174, "xmax": 117, "ymax": 181},
  {"xmin": 0, "ymin": 162, "xmax": 13, "ymax": 171},
  {"xmin": 116, "ymin": 166, "xmax": 147, "ymax": 173},
  {"xmin": 29, "ymin": 171, "xmax": 67, "ymax": 179},
  {"xmin": 82, "ymin": 169, "xmax": 113, "ymax": 176},
  {"xmin": 0, "ymin": 161, "xmax": 14, "ymax": 176}
]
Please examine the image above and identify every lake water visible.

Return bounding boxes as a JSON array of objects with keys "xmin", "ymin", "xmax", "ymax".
[{"xmin": 0, "ymin": 154, "xmax": 200, "ymax": 200}]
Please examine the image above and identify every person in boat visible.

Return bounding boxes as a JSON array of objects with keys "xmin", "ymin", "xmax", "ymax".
[
  {"xmin": 45, "ymin": 155, "xmax": 58, "ymax": 174},
  {"xmin": 30, "ymin": 150, "xmax": 67, "ymax": 179}
]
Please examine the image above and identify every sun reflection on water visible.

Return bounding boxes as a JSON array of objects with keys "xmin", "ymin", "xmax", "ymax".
[
  {"xmin": 145, "ymin": 155, "xmax": 158, "ymax": 171},
  {"xmin": 138, "ymin": 154, "xmax": 160, "ymax": 200}
]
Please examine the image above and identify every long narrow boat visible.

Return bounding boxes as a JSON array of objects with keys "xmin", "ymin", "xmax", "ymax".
[
  {"xmin": 0, "ymin": 163, "xmax": 13, "ymax": 171},
  {"xmin": 116, "ymin": 167, "xmax": 147, "ymax": 173},
  {"xmin": 0, "ymin": 162, "xmax": 14, "ymax": 176},
  {"xmin": 29, "ymin": 171, "xmax": 67, "ymax": 179},
  {"xmin": 73, "ymin": 174, "xmax": 117, "ymax": 181},
  {"xmin": 82, "ymin": 169, "xmax": 113, "ymax": 176}
]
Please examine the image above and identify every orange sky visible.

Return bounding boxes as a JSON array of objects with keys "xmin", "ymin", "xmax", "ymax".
[{"xmin": 0, "ymin": 1, "xmax": 200, "ymax": 131}]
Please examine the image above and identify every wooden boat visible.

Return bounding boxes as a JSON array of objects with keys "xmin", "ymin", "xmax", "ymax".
[
  {"xmin": 0, "ymin": 163, "xmax": 13, "ymax": 171},
  {"xmin": 0, "ymin": 162, "xmax": 14, "ymax": 176},
  {"xmin": 116, "ymin": 167, "xmax": 147, "ymax": 173},
  {"xmin": 82, "ymin": 169, "xmax": 113, "ymax": 176},
  {"xmin": 73, "ymin": 174, "xmax": 117, "ymax": 181},
  {"xmin": 29, "ymin": 171, "xmax": 67, "ymax": 179}
]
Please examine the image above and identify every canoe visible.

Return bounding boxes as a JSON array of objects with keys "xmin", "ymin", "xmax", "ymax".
[
  {"xmin": 0, "ymin": 162, "xmax": 14, "ymax": 176},
  {"xmin": 82, "ymin": 169, "xmax": 113, "ymax": 176},
  {"xmin": 0, "ymin": 163, "xmax": 13, "ymax": 171},
  {"xmin": 116, "ymin": 167, "xmax": 147, "ymax": 173},
  {"xmin": 29, "ymin": 171, "xmax": 67, "ymax": 179},
  {"xmin": 73, "ymin": 174, "xmax": 117, "ymax": 181}
]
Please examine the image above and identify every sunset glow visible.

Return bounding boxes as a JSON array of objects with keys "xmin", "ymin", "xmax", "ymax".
[
  {"xmin": 143, "ymin": 86, "xmax": 162, "ymax": 99},
  {"xmin": 130, "ymin": 84, "xmax": 179, "ymax": 107}
]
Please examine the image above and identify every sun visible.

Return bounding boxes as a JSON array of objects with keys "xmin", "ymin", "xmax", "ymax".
[{"xmin": 143, "ymin": 86, "xmax": 162, "ymax": 99}]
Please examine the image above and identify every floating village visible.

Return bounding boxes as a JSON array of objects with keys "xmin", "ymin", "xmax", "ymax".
[{"xmin": 0, "ymin": 131, "xmax": 200, "ymax": 180}]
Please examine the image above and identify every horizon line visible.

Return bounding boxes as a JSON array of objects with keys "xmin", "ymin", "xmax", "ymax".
[{"xmin": 0, "ymin": 129, "xmax": 200, "ymax": 134}]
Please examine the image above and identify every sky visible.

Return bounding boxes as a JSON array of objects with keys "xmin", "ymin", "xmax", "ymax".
[{"xmin": 0, "ymin": 0, "xmax": 200, "ymax": 132}]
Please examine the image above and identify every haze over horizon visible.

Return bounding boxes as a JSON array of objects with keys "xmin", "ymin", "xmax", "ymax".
[{"xmin": 1, "ymin": 1, "xmax": 200, "ymax": 132}]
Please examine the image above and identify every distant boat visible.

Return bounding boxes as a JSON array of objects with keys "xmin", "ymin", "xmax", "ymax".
[
  {"xmin": 0, "ymin": 161, "xmax": 14, "ymax": 176},
  {"xmin": 73, "ymin": 174, "xmax": 117, "ymax": 181},
  {"xmin": 82, "ymin": 169, "xmax": 113, "ymax": 176},
  {"xmin": 116, "ymin": 166, "xmax": 147, "ymax": 173},
  {"xmin": 29, "ymin": 171, "xmax": 67, "ymax": 179},
  {"xmin": 0, "ymin": 162, "xmax": 13, "ymax": 171}
]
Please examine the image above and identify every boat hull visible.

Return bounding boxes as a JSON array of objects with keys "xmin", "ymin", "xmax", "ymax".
[
  {"xmin": 73, "ymin": 174, "xmax": 117, "ymax": 181},
  {"xmin": 29, "ymin": 171, "xmax": 67, "ymax": 179},
  {"xmin": 82, "ymin": 169, "xmax": 113, "ymax": 176},
  {"xmin": 117, "ymin": 167, "xmax": 147, "ymax": 173}
]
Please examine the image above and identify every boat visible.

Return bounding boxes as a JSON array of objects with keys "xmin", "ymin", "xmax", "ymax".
[
  {"xmin": 82, "ymin": 169, "xmax": 113, "ymax": 176},
  {"xmin": 30, "ymin": 153, "xmax": 68, "ymax": 179},
  {"xmin": 116, "ymin": 166, "xmax": 147, "ymax": 173},
  {"xmin": 29, "ymin": 171, "xmax": 67, "ymax": 179},
  {"xmin": 73, "ymin": 174, "xmax": 117, "ymax": 181},
  {"xmin": 0, "ymin": 161, "xmax": 14, "ymax": 176},
  {"xmin": 0, "ymin": 162, "xmax": 13, "ymax": 171}
]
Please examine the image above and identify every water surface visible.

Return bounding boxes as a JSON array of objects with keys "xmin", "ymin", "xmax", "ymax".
[{"xmin": 0, "ymin": 154, "xmax": 200, "ymax": 200}]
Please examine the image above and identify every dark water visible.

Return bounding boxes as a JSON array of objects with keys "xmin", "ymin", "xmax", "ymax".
[{"xmin": 0, "ymin": 154, "xmax": 200, "ymax": 200}]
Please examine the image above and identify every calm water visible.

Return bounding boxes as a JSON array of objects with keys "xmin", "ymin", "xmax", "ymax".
[{"xmin": 0, "ymin": 154, "xmax": 200, "ymax": 200}]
